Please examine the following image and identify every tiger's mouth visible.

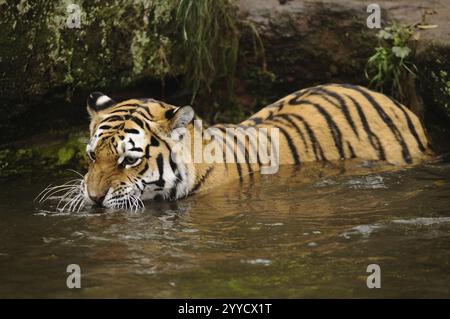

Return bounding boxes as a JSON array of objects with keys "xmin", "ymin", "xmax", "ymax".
[
  {"xmin": 84, "ymin": 184, "xmax": 145, "ymax": 211},
  {"xmin": 36, "ymin": 176, "xmax": 146, "ymax": 213}
]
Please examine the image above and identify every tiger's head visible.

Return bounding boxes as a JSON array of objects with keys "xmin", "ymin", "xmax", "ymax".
[{"xmin": 83, "ymin": 92, "xmax": 196, "ymax": 209}]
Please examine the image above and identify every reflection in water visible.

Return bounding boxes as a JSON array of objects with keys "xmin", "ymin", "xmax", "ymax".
[{"xmin": 0, "ymin": 161, "xmax": 449, "ymax": 298}]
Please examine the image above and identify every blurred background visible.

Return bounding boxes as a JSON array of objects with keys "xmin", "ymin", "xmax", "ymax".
[{"xmin": 0, "ymin": 0, "xmax": 449, "ymax": 177}]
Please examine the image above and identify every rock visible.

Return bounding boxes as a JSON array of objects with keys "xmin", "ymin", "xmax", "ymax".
[
  {"xmin": 235, "ymin": 0, "xmax": 450, "ymax": 105},
  {"xmin": 0, "ymin": 0, "xmax": 177, "ymax": 143}
]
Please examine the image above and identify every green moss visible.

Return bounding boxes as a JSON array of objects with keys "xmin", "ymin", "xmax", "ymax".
[
  {"xmin": 0, "ymin": 131, "xmax": 88, "ymax": 177},
  {"xmin": 0, "ymin": 1, "xmax": 177, "ymax": 103},
  {"xmin": 56, "ymin": 147, "xmax": 75, "ymax": 165}
]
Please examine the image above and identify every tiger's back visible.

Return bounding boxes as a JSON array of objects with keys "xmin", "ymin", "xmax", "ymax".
[{"xmin": 238, "ymin": 83, "xmax": 431, "ymax": 166}]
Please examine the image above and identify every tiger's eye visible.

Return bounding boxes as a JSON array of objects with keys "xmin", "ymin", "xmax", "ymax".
[
  {"xmin": 123, "ymin": 156, "xmax": 137, "ymax": 165},
  {"xmin": 120, "ymin": 156, "xmax": 140, "ymax": 168}
]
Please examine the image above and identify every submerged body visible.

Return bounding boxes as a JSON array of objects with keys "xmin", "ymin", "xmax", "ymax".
[{"xmin": 72, "ymin": 84, "xmax": 431, "ymax": 210}]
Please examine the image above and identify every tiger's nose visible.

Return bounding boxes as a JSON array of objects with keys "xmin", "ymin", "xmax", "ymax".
[{"xmin": 89, "ymin": 195, "xmax": 105, "ymax": 205}]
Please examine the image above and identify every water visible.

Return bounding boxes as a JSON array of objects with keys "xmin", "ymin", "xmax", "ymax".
[{"xmin": 0, "ymin": 161, "xmax": 449, "ymax": 298}]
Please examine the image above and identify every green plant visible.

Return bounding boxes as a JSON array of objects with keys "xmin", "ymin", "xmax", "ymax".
[
  {"xmin": 174, "ymin": 0, "xmax": 240, "ymax": 103},
  {"xmin": 420, "ymin": 53, "xmax": 450, "ymax": 118},
  {"xmin": 430, "ymin": 69, "xmax": 450, "ymax": 111},
  {"xmin": 365, "ymin": 23, "xmax": 418, "ymax": 103}
]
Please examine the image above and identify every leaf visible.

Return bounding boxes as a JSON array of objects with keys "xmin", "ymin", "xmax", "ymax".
[
  {"xmin": 392, "ymin": 46, "xmax": 411, "ymax": 59},
  {"xmin": 377, "ymin": 30, "xmax": 392, "ymax": 40}
]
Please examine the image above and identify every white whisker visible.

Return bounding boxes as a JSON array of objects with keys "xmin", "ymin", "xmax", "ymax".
[
  {"xmin": 66, "ymin": 169, "xmax": 84, "ymax": 178},
  {"xmin": 68, "ymin": 194, "xmax": 83, "ymax": 212},
  {"xmin": 36, "ymin": 179, "xmax": 82, "ymax": 203},
  {"xmin": 76, "ymin": 197, "xmax": 86, "ymax": 213},
  {"xmin": 56, "ymin": 188, "xmax": 79, "ymax": 210}
]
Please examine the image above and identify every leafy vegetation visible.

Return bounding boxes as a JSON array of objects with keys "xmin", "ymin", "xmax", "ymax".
[
  {"xmin": 174, "ymin": 0, "xmax": 240, "ymax": 103},
  {"xmin": 420, "ymin": 53, "xmax": 450, "ymax": 117},
  {"xmin": 429, "ymin": 68, "xmax": 450, "ymax": 114},
  {"xmin": 365, "ymin": 23, "xmax": 418, "ymax": 104}
]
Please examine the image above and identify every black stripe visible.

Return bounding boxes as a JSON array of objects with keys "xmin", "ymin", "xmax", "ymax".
[
  {"xmin": 237, "ymin": 126, "xmax": 262, "ymax": 168},
  {"xmin": 282, "ymin": 113, "xmax": 327, "ymax": 161},
  {"xmin": 235, "ymin": 128, "xmax": 254, "ymax": 178},
  {"xmin": 142, "ymin": 120, "xmax": 152, "ymax": 132},
  {"xmin": 160, "ymin": 134, "xmax": 176, "ymax": 159},
  {"xmin": 208, "ymin": 126, "xmax": 229, "ymax": 171},
  {"xmin": 266, "ymin": 110, "xmax": 275, "ymax": 120},
  {"xmin": 150, "ymin": 136, "xmax": 160, "ymax": 147},
  {"xmin": 102, "ymin": 115, "xmax": 123, "ymax": 123},
  {"xmin": 301, "ymin": 100, "xmax": 346, "ymax": 159},
  {"xmin": 138, "ymin": 162, "xmax": 149, "ymax": 175},
  {"xmin": 390, "ymin": 99, "xmax": 426, "ymax": 152},
  {"xmin": 248, "ymin": 117, "xmax": 263, "ymax": 125},
  {"xmin": 124, "ymin": 128, "xmax": 140, "ymax": 134},
  {"xmin": 157, "ymin": 135, "xmax": 179, "ymax": 191},
  {"xmin": 265, "ymin": 120, "xmax": 301, "ymax": 165},
  {"xmin": 169, "ymin": 152, "xmax": 178, "ymax": 174},
  {"xmin": 345, "ymin": 94, "xmax": 386, "ymax": 160},
  {"xmin": 274, "ymin": 114, "xmax": 309, "ymax": 153},
  {"xmin": 108, "ymin": 140, "xmax": 116, "ymax": 155},
  {"xmin": 130, "ymin": 116, "xmax": 144, "ymax": 128},
  {"xmin": 347, "ymin": 142, "xmax": 356, "ymax": 158},
  {"xmin": 135, "ymin": 110, "xmax": 153, "ymax": 122},
  {"xmin": 143, "ymin": 154, "xmax": 166, "ymax": 188},
  {"xmin": 129, "ymin": 147, "xmax": 143, "ymax": 152},
  {"xmin": 165, "ymin": 109, "xmax": 176, "ymax": 120},
  {"xmin": 154, "ymin": 154, "xmax": 165, "ymax": 187},
  {"xmin": 269, "ymin": 101, "xmax": 283, "ymax": 111},
  {"xmin": 288, "ymin": 89, "xmax": 310, "ymax": 105},
  {"xmin": 258, "ymin": 124, "xmax": 279, "ymax": 168},
  {"xmin": 217, "ymin": 127, "xmax": 243, "ymax": 182},
  {"xmin": 169, "ymin": 162, "xmax": 182, "ymax": 200},
  {"xmin": 169, "ymin": 175, "xmax": 180, "ymax": 200},
  {"xmin": 145, "ymin": 144, "xmax": 150, "ymax": 159},
  {"xmin": 111, "ymin": 124, "xmax": 124, "ymax": 130},
  {"xmin": 191, "ymin": 166, "xmax": 215, "ymax": 193},
  {"xmin": 341, "ymin": 85, "xmax": 411, "ymax": 163},
  {"xmin": 109, "ymin": 108, "xmax": 134, "ymax": 114},
  {"xmin": 312, "ymin": 87, "xmax": 359, "ymax": 138}
]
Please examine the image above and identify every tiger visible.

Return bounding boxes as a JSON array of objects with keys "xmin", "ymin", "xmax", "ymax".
[{"xmin": 79, "ymin": 83, "xmax": 432, "ymax": 210}]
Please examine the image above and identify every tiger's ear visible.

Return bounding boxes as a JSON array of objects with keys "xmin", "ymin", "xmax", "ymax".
[
  {"xmin": 86, "ymin": 92, "xmax": 116, "ymax": 116},
  {"xmin": 166, "ymin": 106, "xmax": 195, "ymax": 130}
]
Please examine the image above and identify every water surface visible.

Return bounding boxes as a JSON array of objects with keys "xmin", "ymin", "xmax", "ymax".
[{"xmin": 0, "ymin": 161, "xmax": 449, "ymax": 298}]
